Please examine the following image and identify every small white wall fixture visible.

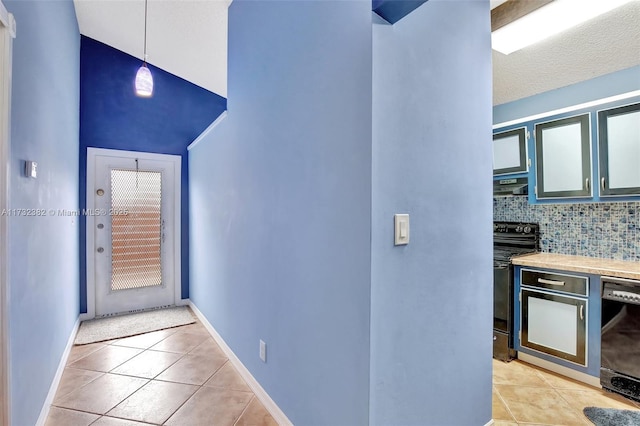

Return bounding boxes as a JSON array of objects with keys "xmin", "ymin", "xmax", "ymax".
[{"xmin": 0, "ymin": 2, "xmax": 15, "ymax": 425}]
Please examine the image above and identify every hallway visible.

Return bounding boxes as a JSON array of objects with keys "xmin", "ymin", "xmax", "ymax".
[{"xmin": 45, "ymin": 319, "xmax": 277, "ymax": 426}]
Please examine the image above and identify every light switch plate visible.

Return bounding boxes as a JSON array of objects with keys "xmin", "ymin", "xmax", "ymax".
[
  {"xmin": 25, "ymin": 161, "xmax": 37, "ymax": 178},
  {"xmin": 394, "ymin": 214, "xmax": 409, "ymax": 245}
]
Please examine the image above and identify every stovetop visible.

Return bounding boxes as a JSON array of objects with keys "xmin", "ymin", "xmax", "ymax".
[{"xmin": 494, "ymin": 221, "xmax": 540, "ymax": 266}]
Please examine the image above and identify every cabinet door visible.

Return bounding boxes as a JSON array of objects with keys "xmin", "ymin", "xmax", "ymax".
[
  {"xmin": 493, "ymin": 127, "xmax": 527, "ymax": 175},
  {"xmin": 535, "ymin": 114, "xmax": 591, "ymax": 199},
  {"xmin": 521, "ymin": 289, "xmax": 587, "ymax": 365},
  {"xmin": 598, "ymin": 103, "xmax": 640, "ymax": 196}
]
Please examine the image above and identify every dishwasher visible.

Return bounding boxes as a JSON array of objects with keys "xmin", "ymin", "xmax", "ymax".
[{"xmin": 601, "ymin": 276, "xmax": 640, "ymax": 401}]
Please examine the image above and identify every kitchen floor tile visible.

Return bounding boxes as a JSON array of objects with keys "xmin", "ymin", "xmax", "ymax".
[
  {"xmin": 44, "ymin": 407, "xmax": 100, "ymax": 426},
  {"xmin": 111, "ymin": 328, "xmax": 178, "ymax": 349},
  {"xmin": 68, "ymin": 345, "xmax": 143, "ymax": 372},
  {"xmin": 53, "ymin": 373, "xmax": 148, "ymax": 414},
  {"xmin": 149, "ymin": 331, "xmax": 209, "ymax": 353},
  {"xmin": 155, "ymin": 353, "xmax": 227, "ymax": 385},
  {"xmin": 495, "ymin": 384, "xmax": 589, "ymax": 425},
  {"xmin": 107, "ymin": 380, "xmax": 198, "ymax": 424},
  {"xmin": 67, "ymin": 342, "xmax": 106, "ymax": 364},
  {"xmin": 234, "ymin": 397, "xmax": 278, "ymax": 426},
  {"xmin": 557, "ymin": 387, "xmax": 639, "ymax": 412},
  {"xmin": 492, "ymin": 387, "xmax": 515, "ymax": 422},
  {"xmin": 534, "ymin": 367, "xmax": 597, "ymax": 391},
  {"xmin": 493, "ymin": 359, "xmax": 549, "ymax": 388},
  {"xmin": 52, "ymin": 368, "xmax": 103, "ymax": 401},
  {"xmin": 174, "ymin": 322, "xmax": 209, "ymax": 335},
  {"xmin": 165, "ymin": 386, "xmax": 253, "ymax": 426},
  {"xmin": 189, "ymin": 337, "xmax": 228, "ymax": 358},
  {"xmin": 111, "ymin": 349, "xmax": 183, "ymax": 379},
  {"xmin": 91, "ymin": 416, "xmax": 155, "ymax": 426},
  {"xmin": 205, "ymin": 361, "xmax": 251, "ymax": 392}
]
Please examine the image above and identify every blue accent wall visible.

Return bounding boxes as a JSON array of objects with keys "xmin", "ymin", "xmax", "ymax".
[
  {"xmin": 189, "ymin": 1, "xmax": 372, "ymax": 423},
  {"xmin": 4, "ymin": 1, "xmax": 80, "ymax": 424},
  {"xmin": 79, "ymin": 36, "xmax": 226, "ymax": 312},
  {"xmin": 372, "ymin": 0, "xmax": 428, "ymax": 24},
  {"xmin": 371, "ymin": 0, "xmax": 493, "ymax": 424}
]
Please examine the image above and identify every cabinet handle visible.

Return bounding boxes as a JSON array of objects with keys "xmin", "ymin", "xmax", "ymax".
[
  {"xmin": 601, "ymin": 177, "xmax": 606, "ymax": 190},
  {"xmin": 538, "ymin": 278, "xmax": 565, "ymax": 286},
  {"xmin": 580, "ymin": 304, "xmax": 584, "ymax": 320},
  {"xmin": 585, "ymin": 178, "xmax": 590, "ymax": 191}
]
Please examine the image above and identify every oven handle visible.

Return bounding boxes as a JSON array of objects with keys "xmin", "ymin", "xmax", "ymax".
[{"xmin": 538, "ymin": 278, "xmax": 565, "ymax": 286}]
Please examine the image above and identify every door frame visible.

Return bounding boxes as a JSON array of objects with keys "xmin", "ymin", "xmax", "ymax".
[
  {"xmin": 85, "ymin": 148, "xmax": 182, "ymax": 319},
  {"xmin": 0, "ymin": 3, "xmax": 14, "ymax": 425},
  {"xmin": 0, "ymin": 0, "xmax": 16, "ymax": 426}
]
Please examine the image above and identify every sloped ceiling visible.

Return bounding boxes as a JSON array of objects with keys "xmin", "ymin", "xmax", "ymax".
[
  {"xmin": 492, "ymin": 1, "xmax": 640, "ymax": 105},
  {"xmin": 74, "ymin": 0, "xmax": 639, "ymax": 106},
  {"xmin": 74, "ymin": 0, "xmax": 231, "ymax": 98}
]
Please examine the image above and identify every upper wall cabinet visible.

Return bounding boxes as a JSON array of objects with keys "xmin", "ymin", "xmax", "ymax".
[
  {"xmin": 598, "ymin": 103, "xmax": 640, "ymax": 197},
  {"xmin": 493, "ymin": 127, "xmax": 527, "ymax": 176},
  {"xmin": 535, "ymin": 114, "xmax": 592, "ymax": 199}
]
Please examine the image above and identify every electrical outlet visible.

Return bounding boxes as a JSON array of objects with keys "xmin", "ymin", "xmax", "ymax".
[{"xmin": 259, "ymin": 339, "xmax": 266, "ymax": 363}]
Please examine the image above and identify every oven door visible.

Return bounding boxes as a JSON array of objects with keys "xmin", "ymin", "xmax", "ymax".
[
  {"xmin": 494, "ymin": 264, "xmax": 514, "ymax": 361},
  {"xmin": 494, "ymin": 265, "xmax": 511, "ymax": 333}
]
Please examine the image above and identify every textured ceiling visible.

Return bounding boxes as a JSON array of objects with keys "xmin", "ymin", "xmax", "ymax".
[
  {"xmin": 74, "ymin": 0, "xmax": 231, "ymax": 97},
  {"xmin": 492, "ymin": 1, "xmax": 640, "ymax": 106}
]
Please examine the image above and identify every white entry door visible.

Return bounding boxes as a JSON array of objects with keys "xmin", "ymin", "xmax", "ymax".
[{"xmin": 87, "ymin": 148, "xmax": 181, "ymax": 317}]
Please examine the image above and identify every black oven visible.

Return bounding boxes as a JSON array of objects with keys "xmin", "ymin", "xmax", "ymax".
[
  {"xmin": 493, "ymin": 222, "xmax": 539, "ymax": 362},
  {"xmin": 601, "ymin": 276, "xmax": 640, "ymax": 401}
]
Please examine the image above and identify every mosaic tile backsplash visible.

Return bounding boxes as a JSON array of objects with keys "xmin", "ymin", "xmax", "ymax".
[{"xmin": 494, "ymin": 198, "xmax": 640, "ymax": 262}]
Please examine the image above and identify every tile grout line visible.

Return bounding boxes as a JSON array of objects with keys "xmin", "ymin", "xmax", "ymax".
[
  {"xmin": 233, "ymin": 395, "xmax": 256, "ymax": 426},
  {"xmin": 493, "ymin": 385, "xmax": 518, "ymax": 424}
]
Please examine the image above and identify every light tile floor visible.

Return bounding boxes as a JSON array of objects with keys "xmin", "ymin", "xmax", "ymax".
[
  {"xmin": 46, "ymin": 320, "xmax": 640, "ymax": 426},
  {"xmin": 45, "ymin": 319, "xmax": 278, "ymax": 426},
  {"xmin": 493, "ymin": 358, "xmax": 640, "ymax": 425}
]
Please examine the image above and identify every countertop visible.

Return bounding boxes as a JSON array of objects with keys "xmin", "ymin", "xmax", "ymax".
[{"xmin": 511, "ymin": 253, "xmax": 640, "ymax": 281}]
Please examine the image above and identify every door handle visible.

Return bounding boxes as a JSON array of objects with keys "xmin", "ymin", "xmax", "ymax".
[
  {"xmin": 580, "ymin": 304, "xmax": 584, "ymax": 320},
  {"xmin": 97, "ymin": 247, "xmax": 104, "ymax": 253},
  {"xmin": 601, "ymin": 177, "xmax": 606, "ymax": 191},
  {"xmin": 538, "ymin": 278, "xmax": 565, "ymax": 286},
  {"xmin": 585, "ymin": 178, "xmax": 590, "ymax": 191}
]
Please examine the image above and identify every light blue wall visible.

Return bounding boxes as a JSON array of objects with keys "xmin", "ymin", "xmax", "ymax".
[
  {"xmin": 5, "ymin": 1, "xmax": 80, "ymax": 424},
  {"xmin": 189, "ymin": 0, "xmax": 372, "ymax": 424},
  {"xmin": 371, "ymin": 1, "xmax": 493, "ymax": 424},
  {"xmin": 493, "ymin": 65, "xmax": 640, "ymax": 124}
]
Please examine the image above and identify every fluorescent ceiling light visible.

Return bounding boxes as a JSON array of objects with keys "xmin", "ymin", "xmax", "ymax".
[{"xmin": 492, "ymin": 0, "xmax": 634, "ymax": 55}]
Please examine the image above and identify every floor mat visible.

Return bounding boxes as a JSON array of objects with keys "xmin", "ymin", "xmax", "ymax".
[
  {"xmin": 583, "ymin": 406, "xmax": 640, "ymax": 426},
  {"xmin": 74, "ymin": 306, "xmax": 195, "ymax": 345}
]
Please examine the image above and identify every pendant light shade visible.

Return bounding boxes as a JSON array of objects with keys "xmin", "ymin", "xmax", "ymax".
[
  {"xmin": 135, "ymin": 0, "xmax": 153, "ymax": 97},
  {"xmin": 135, "ymin": 63, "xmax": 153, "ymax": 97}
]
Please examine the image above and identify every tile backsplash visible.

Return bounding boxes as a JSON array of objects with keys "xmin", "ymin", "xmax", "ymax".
[{"xmin": 494, "ymin": 198, "xmax": 640, "ymax": 262}]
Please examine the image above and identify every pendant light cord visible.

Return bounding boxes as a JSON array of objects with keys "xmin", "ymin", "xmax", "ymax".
[{"xmin": 143, "ymin": 0, "xmax": 148, "ymax": 65}]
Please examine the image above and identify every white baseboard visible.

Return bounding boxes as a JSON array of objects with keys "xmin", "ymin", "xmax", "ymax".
[
  {"xmin": 35, "ymin": 318, "xmax": 80, "ymax": 426},
  {"xmin": 188, "ymin": 302, "xmax": 293, "ymax": 426},
  {"xmin": 484, "ymin": 420, "xmax": 495, "ymax": 426},
  {"xmin": 518, "ymin": 353, "xmax": 602, "ymax": 388}
]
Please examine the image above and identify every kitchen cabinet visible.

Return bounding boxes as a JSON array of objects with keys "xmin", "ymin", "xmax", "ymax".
[
  {"xmin": 513, "ymin": 264, "xmax": 601, "ymax": 378},
  {"xmin": 598, "ymin": 102, "xmax": 640, "ymax": 197},
  {"xmin": 534, "ymin": 114, "xmax": 591, "ymax": 199},
  {"xmin": 519, "ymin": 269, "xmax": 587, "ymax": 365},
  {"xmin": 493, "ymin": 127, "xmax": 527, "ymax": 176}
]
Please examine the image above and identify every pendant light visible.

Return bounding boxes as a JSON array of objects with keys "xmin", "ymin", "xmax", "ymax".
[{"xmin": 135, "ymin": 0, "xmax": 153, "ymax": 97}]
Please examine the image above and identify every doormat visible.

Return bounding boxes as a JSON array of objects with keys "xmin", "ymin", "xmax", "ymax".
[
  {"xmin": 583, "ymin": 407, "xmax": 640, "ymax": 426},
  {"xmin": 74, "ymin": 306, "xmax": 195, "ymax": 345}
]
